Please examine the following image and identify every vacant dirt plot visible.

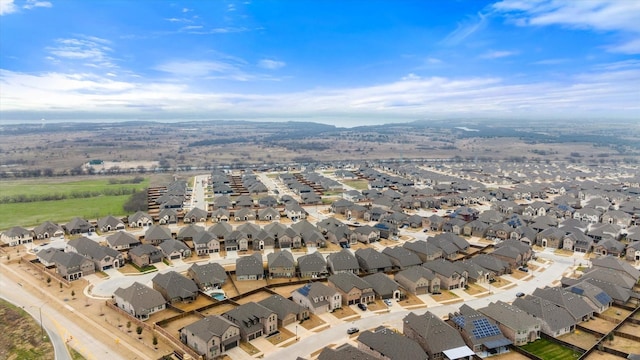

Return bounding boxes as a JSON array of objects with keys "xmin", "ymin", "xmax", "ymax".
[
  {"xmin": 558, "ymin": 329, "xmax": 599, "ymax": 350},
  {"xmin": 300, "ymin": 314, "xmax": 326, "ymax": 331},
  {"xmin": 580, "ymin": 318, "xmax": 617, "ymax": 334}
]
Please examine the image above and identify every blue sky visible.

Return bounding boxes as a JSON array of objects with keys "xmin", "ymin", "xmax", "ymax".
[{"xmin": 1, "ymin": 0, "xmax": 639, "ymax": 126}]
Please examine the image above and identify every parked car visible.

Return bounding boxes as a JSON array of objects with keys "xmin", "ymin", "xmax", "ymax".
[
  {"xmin": 516, "ymin": 292, "xmax": 525, "ymax": 298},
  {"xmin": 347, "ymin": 327, "xmax": 359, "ymax": 334},
  {"xmin": 518, "ymin": 267, "xmax": 529, "ymax": 272},
  {"xmin": 357, "ymin": 303, "xmax": 367, "ymax": 311},
  {"xmin": 383, "ymin": 299, "xmax": 392, "ymax": 306}
]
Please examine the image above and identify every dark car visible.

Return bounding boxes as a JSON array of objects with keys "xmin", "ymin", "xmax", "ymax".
[
  {"xmin": 518, "ymin": 267, "xmax": 529, "ymax": 273},
  {"xmin": 357, "ymin": 303, "xmax": 367, "ymax": 311},
  {"xmin": 347, "ymin": 327, "xmax": 359, "ymax": 334},
  {"xmin": 516, "ymin": 292, "xmax": 525, "ymax": 297}
]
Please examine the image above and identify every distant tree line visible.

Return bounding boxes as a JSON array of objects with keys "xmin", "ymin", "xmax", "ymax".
[{"xmin": 123, "ymin": 189, "xmax": 148, "ymax": 212}]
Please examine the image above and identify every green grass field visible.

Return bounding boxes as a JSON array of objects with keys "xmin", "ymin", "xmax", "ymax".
[
  {"xmin": 1, "ymin": 178, "xmax": 149, "ymax": 198},
  {"xmin": 521, "ymin": 339, "xmax": 582, "ymax": 360},
  {"xmin": 342, "ymin": 180, "xmax": 369, "ymax": 190},
  {"xmin": 0, "ymin": 195, "xmax": 133, "ymax": 230}
]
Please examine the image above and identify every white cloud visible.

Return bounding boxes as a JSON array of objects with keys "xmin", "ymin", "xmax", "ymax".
[
  {"xmin": 0, "ymin": 0, "xmax": 18, "ymax": 15},
  {"xmin": 258, "ymin": 59, "xmax": 285, "ymax": 70},
  {"xmin": 23, "ymin": 0, "xmax": 52, "ymax": 9},
  {"xmin": 2, "ymin": 61, "xmax": 638, "ymax": 121},
  {"xmin": 494, "ymin": 0, "xmax": 640, "ymax": 33},
  {"xmin": 47, "ymin": 36, "xmax": 116, "ymax": 68},
  {"xmin": 442, "ymin": 12, "xmax": 488, "ymax": 46},
  {"xmin": 607, "ymin": 38, "xmax": 640, "ymax": 55},
  {"xmin": 426, "ymin": 57, "xmax": 442, "ymax": 64},
  {"xmin": 480, "ymin": 50, "xmax": 518, "ymax": 59}
]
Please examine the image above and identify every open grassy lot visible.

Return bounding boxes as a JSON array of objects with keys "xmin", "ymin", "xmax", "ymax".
[
  {"xmin": 520, "ymin": 339, "xmax": 582, "ymax": 360},
  {"xmin": 0, "ymin": 177, "xmax": 149, "ymax": 230},
  {"xmin": 342, "ymin": 180, "xmax": 369, "ymax": 190},
  {"xmin": 0, "ymin": 178, "xmax": 149, "ymax": 198},
  {"xmin": 0, "ymin": 195, "xmax": 133, "ymax": 230},
  {"xmin": 0, "ymin": 298, "xmax": 54, "ymax": 360}
]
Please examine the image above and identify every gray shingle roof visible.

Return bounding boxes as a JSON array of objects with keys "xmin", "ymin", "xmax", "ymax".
[
  {"xmin": 513, "ymin": 295, "xmax": 576, "ymax": 333},
  {"xmin": 357, "ymin": 327, "xmax": 428, "ymax": 360},
  {"xmin": 328, "ymin": 272, "xmax": 372, "ymax": 293},
  {"xmin": 236, "ymin": 253, "xmax": 264, "ymax": 277},
  {"xmin": 478, "ymin": 300, "xmax": 541, "ymax": 332},
  {"xmin": 114, "ymin": 282, "xmax": 166, "ymax": 316},
  {"xmin": 181, "ymin": 315, "xmax": 238, "ymax": 342},
  {"xmin": 403, "ymin": 311, "xmax": 467, "ymax": 355}
]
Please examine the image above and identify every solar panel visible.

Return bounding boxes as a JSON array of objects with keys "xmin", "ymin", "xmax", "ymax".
[
  {"xmin": 595, "ymin": 292, "xmax": 612, "ymax": 306},
  {"xmin": 571, "ymin": 287, "xmax": 584, "ymax": 295},
  {"xmin": 471, "ymin": 319, "xmax": 502, "ymax": 338}
]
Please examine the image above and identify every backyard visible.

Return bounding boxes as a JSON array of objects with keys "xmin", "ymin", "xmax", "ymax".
[{"xmin": 520, "ymin": 339, "xmax": 582, "ymax": 360}]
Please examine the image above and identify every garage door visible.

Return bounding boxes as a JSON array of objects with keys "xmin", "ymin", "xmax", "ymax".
[{"xmin": 224, "ymin": 341, "xmax": 238, "ymax": 351}]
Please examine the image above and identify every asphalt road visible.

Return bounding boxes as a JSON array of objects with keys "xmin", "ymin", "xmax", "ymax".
[{"xmin": 0, "ymin": 262, "xmax": 144, "ymax": 360}]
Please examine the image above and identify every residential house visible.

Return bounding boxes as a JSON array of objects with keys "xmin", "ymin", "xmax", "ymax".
[
  {"xmin": 395, "ymin": 266, "xmax": 441, "ymax": 295},
  {"xmin": 626, "ymin": 241, "xmax": 640, "ymax": 262},
  {"xmin": 363, "ymin": 272, "xmax": 404, "ymax": 300},
  {"xmin": 352, "ymin": 225, "xmax": 380, "ymax": 244},
  {"xmin": 403, "ymin": 311, "xmax": 474, "ymax": 360},
  {"xmin": 128, "ymin": 211, "xmax": 153, "ymax": 228},
  {"xmin": 157, "ymin": 208, "xmax": 178, "ymax": 224},
  {"xmin": 513, "ymin": 295, "xmax": 576, "ymax": 336},
  {"xmin": 593, "ymin": 239, "xmax": 626, "ymax": 257},
  {"xmin": 328, "ymin": 272, "xmax": 375, "ymax": 306},
  {"xmin": 326, "ymin": 249, "xmax": 360, "ymax": 274},
  {"xmin": 234, "ymin": 208, "xmax": 256, "ymax": 222},
  {"xmin": 567, "ymin": 281, "xmax": 612, "ymax": 314},
  {"xmin": 66, "ymin": 236, "xmax": 124, "ymax": 270},
  {"xmin": 51, "ymin": 251, "xmax": 95, "ymax": 281},
  {"xmin": 355, "ymin": 248, "xmax": 393, "ymax": 274},
  {"xmin": 187, "ymin": 262, "xmax": 227, "ymax": 291},
  {"xmin": 63, "ymin": 217, "xmax": 94, "ymax": 235},
  {"xmin": 356, "ymin": 326, "xmax": 428, "ymax": 360},
  {"xmin": 128, "ymin": 244, "xmax": 163, "ymax": 268},
  {"xmin": 291, "ymin": 282, "xmax": 342, "ymax": 314},
  {"xmin": 113, "ymin": 282, "xmax": 166, "ymax": 320},
  {"xmin": 258, "ymin": 294, "xmax": 309, "ymax": 327},
  {"xmin": 449, "ymin": 304, "xmax": 512, "ymax": 356},
  {"xmin": 177, "ymin": 224, "xmax": 205, "ymax": 241},
  {"xmin": 382, "ymin": 246, "xmax": 422, "ymax": 270},
  {"xmin": 158, "ymin": 239, "xmax": 192, "ymax": 260},
  {"xmin": 184, "ymin": 207, "xmax": 208, "ymax": 223},
  {"xmin": 297, "ymin": 252, "xmax": 328, "ymax": 279},
  {"xmin": 318, "ymin": 343, "xmax": 377, "ymax": 360},
  {"xmin": 192, "ymin": 231, "xmax": 220, "ymax": 255},
  {"xmin": 1, "ymin": 226, "xmax": 33, "ymax": 246},
  {"xmin": 403, "ymin": 240, "xmax": 443, "ymax": 262},
  {"xmin": 258, "ymin": 207, "xmax": 280, "ymax": 221},
  {"xmin": 96, "ymin": 216, "xmax": 125, "ymax": 232},
  {"xmin": 32, "ymin": 221, "xmax": 64, "ymax": 239},
  {"xmin": 152, "ymin": 271, "xmax": 199, "ymax": 303},
  {"xmin": 105, "ymin": 231, "xmax": 140, "ymax": 250},
  {"xmin": 223, "ymin": 302, "xmax": 277, "ymax": 341},
  {"xmin": 267, "ymin": 250, "xmax": 296, "ymax": 278},
  {"xmin": 422, "ymin": 259, "xmax": 468, "ymax": 290},
  {"xmin": 179, "ymin": 315, "xmax": 240, "ymax": 359},
  {"xmin": 236, "ymin": 253, "xmax": 265, "ymax": 281},
  {"xmin": 468, "ymin": 254, "xmax": 511, "ymax": 276},
  {"xmin": 144, "ymin": 225, "xmax": 173, "ymax": 246},
  {"xmin": 477, "ymin": 300, "xmax": 541, "ymax": 346}
]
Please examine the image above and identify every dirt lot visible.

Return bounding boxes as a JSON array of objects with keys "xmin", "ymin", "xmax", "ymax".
[
  {"xmin": 602, "ymin": 306, "xmax": 632, "ymax": 322},
  {"xmin": 330, "ymin": 306, "xmax": 358, "ymax": 320},
  {"xmin": 431, "ymin": 291, "xmax": 460, "ymax": 303},
  {"xmin": 199, "ymin": 303, "xmax": 237, "ymax": 316},
  {"xmin": 171, "ymin": 296, "xmax": 216, "ymax": 312},
  {"xmin": 159, "ymin": 313, "xmax": 204, "ymax": 338},
  {"xmin": 270, "ymin": 284, "xmax": 304, "ymax": 298},
  {"xmin": 398, "ymin": 292, "xmax": 425, "ymax": 307},
  {"xmin": 465, "ymin": 283, "xmax": 488, "ymax": 296},
  {"xmin": 585, "ymin": 351, "xmax": 626, "ymax": 360},
  {"xmin": 617, "ymin": 322, "xmax": 640, "ymax": 337},
  {"xmin": 510, "ymin": 269, "xmax": 530, "ymax": 280},
  {"xmin": 485, "ymin": 352, "xmax": 530, "ymax": 360},
  {"xmin": 580, "ymin": 317, "xmax": 618, "ymax": 334},
  {"xmin": 300, "ymin": 314, "xmax": 326, "ymax": 331},
  {"xmin": 233, "ymin": 290, "xmax": 274, "ymax": 305},
  {"xmin": 558, "ymin": 329, "xmax": 599, "ymax": 350},
  {"xmin": 232, "ymin": 277, "xmax": 268, "ymax": 295},
  {"xmin": 607, "ymin": 336, "xmax": 640, "ymax": 354}
]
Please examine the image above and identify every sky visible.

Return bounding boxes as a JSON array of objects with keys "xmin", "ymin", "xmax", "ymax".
[{"xmin": 1, "ymin": 0, "xmax": 639, "ymax": 126}]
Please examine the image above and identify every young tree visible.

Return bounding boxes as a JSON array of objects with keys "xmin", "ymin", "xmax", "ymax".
[
  {"xmin": 136, "ymin": 326, "xmax": 143, "ymax": 336},
  {"xmin": 46, "ymin": 277, "xmax": 51, "ymax": 286},
  {"xmin": 71, "ymin": 290, "xmax": 75, "ymax": 298},
  {"xmin": 126, "ymin": 321, "xmax": 132, "ymax": 332},
  {"xmin": 152, "ymin": 336, "xmax": 158, "ymax": 348}
]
